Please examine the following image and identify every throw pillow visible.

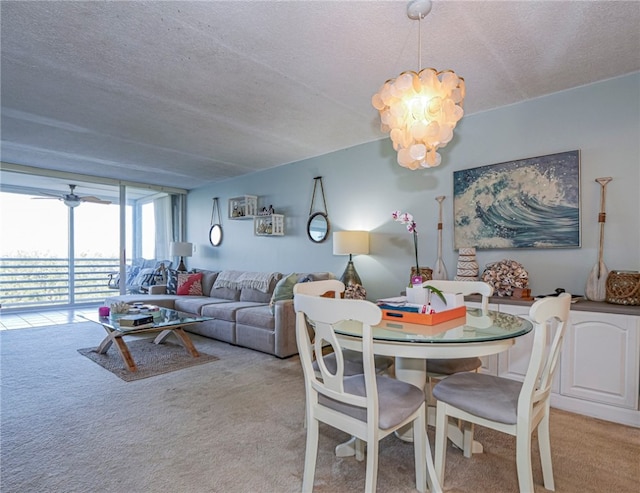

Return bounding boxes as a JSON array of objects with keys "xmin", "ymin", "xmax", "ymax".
[
  {"xmin": 269, "ymin": 272, "xmax": 299, "ymax": 314},
  {"xmin": 177, "ymin": 272, "xmax": 203, "ymax": 296},
  {"xmin": 166, "ymin": 269, "xmax": 178, "ymax": 295},
  {"xmin": 132, "ymin": 267, "xmax": 156, "ymax": 288}
]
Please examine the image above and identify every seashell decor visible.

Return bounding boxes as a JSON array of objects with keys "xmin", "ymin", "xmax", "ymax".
[{"xmin": 481, "ymin": 259, "xmax": 529, "ymax": 297}]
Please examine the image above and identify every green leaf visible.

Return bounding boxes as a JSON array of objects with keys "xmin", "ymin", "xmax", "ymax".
[{"xmin": 423, "ymin": 285, "xmax": 446, "ymax": 304}]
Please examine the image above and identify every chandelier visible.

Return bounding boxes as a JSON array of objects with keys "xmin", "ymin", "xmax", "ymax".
[{"xmin": 372, "ymin": 0, "xmax": 465, "ymax": 170}]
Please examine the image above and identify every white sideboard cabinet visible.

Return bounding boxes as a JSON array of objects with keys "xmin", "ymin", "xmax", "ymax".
[{"xmin": 474, "ymin": 298, "xmax": 640, "ymax": 427}]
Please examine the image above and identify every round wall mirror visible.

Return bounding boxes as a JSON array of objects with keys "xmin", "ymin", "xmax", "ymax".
[
  {"xmin": 307, "ymin": 212, "xmax": 330, "ymax": 243},
  {"xmin": 209, "ymin": 224, "xmax": 223, "ymax": 247}
]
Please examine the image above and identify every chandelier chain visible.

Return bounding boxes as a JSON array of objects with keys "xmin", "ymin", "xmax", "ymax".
[{"xmin": 418, "ymin": 15, "xmax": 422, "ymax": 71}]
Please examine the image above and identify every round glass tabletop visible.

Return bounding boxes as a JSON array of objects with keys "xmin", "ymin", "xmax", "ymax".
[{"xmin": 335, "ymin": 308, "xmax": 533, "ymax": 344}]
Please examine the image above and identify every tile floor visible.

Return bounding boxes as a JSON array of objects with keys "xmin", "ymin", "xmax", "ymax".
[{"xmin": 0, "ymin": 305, "xmax": 101, "ymax": 330}]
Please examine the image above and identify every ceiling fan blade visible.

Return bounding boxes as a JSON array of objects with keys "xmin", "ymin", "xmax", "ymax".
[
  {"xmin": 31, "ymin": 196, "xmax": 60, "ymax": 200},
  {"xmin": 81, "ymin": 196, "xmax": 112, "ymax": 205}
]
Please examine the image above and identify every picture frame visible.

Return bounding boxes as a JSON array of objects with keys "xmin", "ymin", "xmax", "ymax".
[{"xmin": 453, "ymin": 150, "xmax": 581, "ymax": 249}]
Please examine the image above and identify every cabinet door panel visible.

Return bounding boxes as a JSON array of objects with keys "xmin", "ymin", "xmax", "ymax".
[{"xmin": 561, "ymin": 312, "xmax": 639, "ymax": 409}]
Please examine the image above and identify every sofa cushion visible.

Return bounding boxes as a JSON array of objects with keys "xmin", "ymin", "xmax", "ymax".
[
  {"xmin": 201, "ymin": 301, "xmax": 264, "ymax": 322},
  {"xmin": 174, "ymin": 296, "xmax": 231, "ymax": 315},
  {"xmin": 166, "ymin": 269, "xmax": 178, "ymax": 294},
  {"xmin": 196, "ymin": 270, "xmax": 219, "ymax": 297},
  {"xmin": 269, "ymin": 273, "xmax": 298, "ymax": 314},
  {"xmin": 241, "ymin": 274, "xmax": 281, "ymax": 303},
  {"xmin": 177, "ymin": 272, "xmax": 203, "ymax": 295},
  {"xmin": 236, "ymin": 305, "xmax": 276, "ymax": 330},
  {"xmin": 132, "ymin": 267, "xmax": 156, "ymax": 288},
  {"xmin": 209, "ymin": 285, "xmax": 241, "ymax": 301},
  {"xmin": 212, "ymin": 270, "xmax": 244, "ymax": 290}
]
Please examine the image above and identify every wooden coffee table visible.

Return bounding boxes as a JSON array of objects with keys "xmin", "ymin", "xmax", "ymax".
[{"xmin": 82, "ymin": 308, "xmax": 212, "ymax": 372}]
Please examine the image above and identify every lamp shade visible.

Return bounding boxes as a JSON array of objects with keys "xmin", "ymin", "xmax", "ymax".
[
  {"xmin": 170, "ymin": 241, "xmax": 193, "ymax": 257},
  {"xmin": 333, "ymin": 231, "xmax": 369, "ymax": 256}
]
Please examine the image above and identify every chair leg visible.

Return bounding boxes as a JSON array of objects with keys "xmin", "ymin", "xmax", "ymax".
[
  {"xmin": 538, "ymin": 411, "xmax": 556, "ymax": 491},
  {"xmin": 302, "ymin": 417, "xmax": 319, "ymax": 493},
  {"xmin": 413, "ymin": 406, "xmax": 427, "ymax": 493},
  {"xmin": 364, "ymin": 439, "xmax": 379, "ymax": 493},
  {"xmin": 515, "ymin": 425, "xmax": 535, "ymax": 493},
  {"xmin": 462, "ymin": 421, "xmax": 475, "ymax": 458},
  {"xmin": 355, "ymin": 438, "xmax": 366, "ymax": 462},
  {"xmin": 434, "ymin": 401, "xmax": 448, "ymax": 485}
]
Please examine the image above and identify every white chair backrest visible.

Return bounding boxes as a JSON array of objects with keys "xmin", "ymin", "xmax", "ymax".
[
  {"xmin": 293, "ymin": 279, "xmax": 345, "ymax": 298},
  {"xmin": 519, "ymin": 292, "xmax": 572, "ymax": 415},
  {"xmin": 294, "ymin": 293, "xmax": 382, "ymax": 412},
  {"xmin": 426, "ymin": 280, "xmax": 494, "ymax": 313}
]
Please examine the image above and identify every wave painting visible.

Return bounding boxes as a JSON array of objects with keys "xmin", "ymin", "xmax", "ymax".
[{"xmin": 454, "ymin": 151, "xmax": 580, "ymax": 249}]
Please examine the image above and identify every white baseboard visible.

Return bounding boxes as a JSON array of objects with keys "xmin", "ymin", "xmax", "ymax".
[{"xmin": 551, "ymin": 393, "xmax": 640, "ymax": 428}]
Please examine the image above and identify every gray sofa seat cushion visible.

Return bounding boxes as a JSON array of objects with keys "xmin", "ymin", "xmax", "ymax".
[
  {"xmin": 201, "ymin": 301, "xmax": 266, "ymax": 322},
  {"xmin": 318, "ymin": 375, "xmax": 425, "ymax": 430},
  {"xmin": 427, "ymin": 357, "xmax": 482, "ymax": 375},
  {"xmin": 432, "ymin": 372, "xmax": 523, "ymax": 425},
  {"xmin": 235, "ymin": 305, "xmax": 275, "ymax": 330},
  {"xmin": 174, "ymin": 296, "xmax": 232, "ymax": 315}
]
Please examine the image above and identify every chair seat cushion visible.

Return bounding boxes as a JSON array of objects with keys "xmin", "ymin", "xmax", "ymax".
[
  {"xmin": 319, "ymin": 375, "xmax": 425, "ymax": 430},
  {"xmin": 313, "ymin": 349, "xmax": 394, "ymax": 376},
  {"xmin": 433, "ymin": 372, "xmax": 522, "ymax": 425},
  {"xmin": 427, "ymin": 357, "xmax": 481, "ymax": 375}
]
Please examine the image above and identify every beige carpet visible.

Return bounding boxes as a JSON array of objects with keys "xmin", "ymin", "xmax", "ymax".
[
  {"xmin": 78, "ymin": 338, "xmax": 219, "ymax": 381},
  {"xmin": 1, "ymin": 322, "xmax": 639, "ymax": 493}
]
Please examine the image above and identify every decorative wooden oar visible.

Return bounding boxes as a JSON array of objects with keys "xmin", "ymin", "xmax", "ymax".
[
  {"xmin": 585, "ymin": 177, "xmax": 612, "ymax": 301},
  {"xmin": 433, "ymin": 195, "xmax": 448, "ymax": 280}
]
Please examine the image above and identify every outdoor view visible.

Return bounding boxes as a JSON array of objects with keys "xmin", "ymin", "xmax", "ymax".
[{"xmin": 0, "ymin": 191, "xmax": 156, "ymax": 310}]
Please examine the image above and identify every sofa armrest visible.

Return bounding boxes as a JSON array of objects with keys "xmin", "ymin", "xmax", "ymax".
[
  {"xmin": 149, "ymin": 284, "xmax": 167, "ymax": 295},
  {"xmin": 273, "ymin": 299, "xmax": 298, "ymax": 358}
]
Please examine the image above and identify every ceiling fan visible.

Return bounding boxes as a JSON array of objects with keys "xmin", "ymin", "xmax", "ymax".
[{"xmin": 33, "ymin": 184, "xmax": 112, "ymax": 208}]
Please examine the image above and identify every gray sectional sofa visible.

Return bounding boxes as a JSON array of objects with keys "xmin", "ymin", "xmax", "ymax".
[{"xmin": 104, "ymin": 269, "xmax": 333, "ymax": 358}]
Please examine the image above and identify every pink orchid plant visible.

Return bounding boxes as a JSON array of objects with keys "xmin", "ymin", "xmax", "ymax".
[
  {"xmin": 392, "ymin": 210, "xmax": 420, "ymax": 278},
  {"xmin": 392, "ymin": 210, "xmax": 447, "ymax": 305}
]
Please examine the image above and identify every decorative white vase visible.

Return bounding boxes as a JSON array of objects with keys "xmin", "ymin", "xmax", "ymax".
[{"xmin": 454, "ymin": 247, "xmax": 479, "ymax": 281}]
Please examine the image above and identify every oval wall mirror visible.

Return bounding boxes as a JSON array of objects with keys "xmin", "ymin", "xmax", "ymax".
[
  {"xmin": 307, "ymin": 177, "xmax": 330, "ymax": 243},
  {"xmin": 209, "ymin": 197, "xmax": 223, "ymax": 247},
  {"xmin": 209, "ymin": 224, "xmax": 223, "ymax": 247},
  {"xmin": 307, "ymin": 212, "xmax": 330, "ymax": 243}
]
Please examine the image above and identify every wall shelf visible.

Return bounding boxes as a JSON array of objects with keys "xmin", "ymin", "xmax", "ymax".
[
  {"xmin": 254, "ymin": 214, "xmax": 284, "ymax": 236},
  {"xmin": 228, "ymin": 195, "xmax": 258, "ymax": 219}
]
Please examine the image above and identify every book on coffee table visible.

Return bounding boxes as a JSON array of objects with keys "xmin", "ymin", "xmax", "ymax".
[{"xmin": 118, "ymin": 314, "xmax": 155, "ymax": 327}]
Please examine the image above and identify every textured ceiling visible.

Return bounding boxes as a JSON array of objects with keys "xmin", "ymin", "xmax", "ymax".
[{"xmin": 2, "ymin": 0, "xmax": 639, "ymax": 191}]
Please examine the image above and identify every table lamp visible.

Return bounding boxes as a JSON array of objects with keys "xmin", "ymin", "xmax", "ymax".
[
  {"xmin": 170, "ymin": 241, "xmax": 193, "ymax": 272},
  {"xmin": 333, "ymin": 231, "xmax": 369, "ymax": 286}
]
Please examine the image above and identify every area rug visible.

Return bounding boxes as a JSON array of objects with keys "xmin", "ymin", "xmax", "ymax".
[{"xmin": 78, "ymin": 338, "xmax": 219, "ymax": 381}]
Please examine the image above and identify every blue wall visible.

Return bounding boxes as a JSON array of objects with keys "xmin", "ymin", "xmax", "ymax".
[{"xmin": 187, "ymin": 73, "xmax": 640, "ymax": 301}]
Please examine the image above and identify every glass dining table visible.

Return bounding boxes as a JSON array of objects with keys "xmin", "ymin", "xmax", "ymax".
[{"xmin": 333, "ymin": 306, "xmax": 533, "ymax": 463}]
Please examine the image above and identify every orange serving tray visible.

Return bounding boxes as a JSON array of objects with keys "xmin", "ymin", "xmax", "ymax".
[{"xmin": 381, "ymin": 305, "xmax": 467, "ymax": 326}]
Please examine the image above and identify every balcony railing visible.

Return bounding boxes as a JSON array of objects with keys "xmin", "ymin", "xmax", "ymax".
[{"xmin": 0, "ymin": 257, "xmax": 119, "ymax": 311}]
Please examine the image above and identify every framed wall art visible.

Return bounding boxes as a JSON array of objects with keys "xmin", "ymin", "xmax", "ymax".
[{"xmin": 453, "ymin": 150, "xmax": 581, "ymax": 249}]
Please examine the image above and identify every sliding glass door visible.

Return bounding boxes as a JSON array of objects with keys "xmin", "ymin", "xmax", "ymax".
[{"xmin": 0, "ymin": 169, "xmax": 185, "ymax": 310}]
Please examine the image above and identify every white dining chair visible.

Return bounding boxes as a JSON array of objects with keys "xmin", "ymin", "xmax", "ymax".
[
  {"xmin": 293, "ymin": 280, "xmax": 394, "ymax": 376},
  {"xmin": 423, "ymin": 280, "xmax": 493, "ymax": 376},
  {"xmin": 294, "ymin": 293, "xmax": 438, "ymax": 493},
  {"xmin": 433, "ymin": 292, "xmax": 572, "ymax": 492},
  {"xmin": 423, "ymin": 280, "xmax": 494, "ymax": 456}
]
